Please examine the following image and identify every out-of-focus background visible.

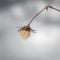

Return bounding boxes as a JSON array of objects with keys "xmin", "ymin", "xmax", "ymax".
[{"xmin": 0, "ymin": 0, "xmax": 60, "ymax": 60}]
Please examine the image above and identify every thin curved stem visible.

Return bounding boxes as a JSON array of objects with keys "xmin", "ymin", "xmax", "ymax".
[
  {"xmin": 48, "ymin": 6, "xmax": 60, "ymax": 12},
  {"xmin": 27, "ymin": 5, "xmax": 60, "ymax": 26},
  {"xmin": 27, "ymin": 6, "xmax": 47, "ymax": 26}
]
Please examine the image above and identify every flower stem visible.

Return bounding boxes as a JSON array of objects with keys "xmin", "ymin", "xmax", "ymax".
[
  {"xmin": 27, "ymin": 6, "xmax": 47, "ymax": 26},
  {"xmin": 48, "ymin": 6, "xmax": 60, "ymax": 12},
  {"xmin": 27, "ymin": 5, "xmax": 60, "ymax": 26}
]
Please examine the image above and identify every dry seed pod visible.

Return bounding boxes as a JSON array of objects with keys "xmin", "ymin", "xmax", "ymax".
[
  {"xmin": 20, "ymin": 29, "xmax": 30, "ymax": 39},
  {"xmin": 18, "ymin": 26, "xmax": 34, "ymax": 39}
]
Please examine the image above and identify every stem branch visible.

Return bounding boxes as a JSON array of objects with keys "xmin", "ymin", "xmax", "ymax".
[{"xmin": 27, "ymin": 6, "xmax": 60, "ymax": 26}]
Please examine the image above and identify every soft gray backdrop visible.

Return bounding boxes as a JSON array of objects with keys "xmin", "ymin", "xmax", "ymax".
[{"xmin": 0, "ymin": 0, "xmax": 60, "ymax": 60}]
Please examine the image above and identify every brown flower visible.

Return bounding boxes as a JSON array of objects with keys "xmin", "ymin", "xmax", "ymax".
[{"xmin": 18, "ymin": 26, "xmax": 34, "ymax": 39}]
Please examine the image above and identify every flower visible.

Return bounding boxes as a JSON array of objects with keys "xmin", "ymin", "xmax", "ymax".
[{"xmin": 18, "ymin": 26, "xmax": 34, "ymax": 40}]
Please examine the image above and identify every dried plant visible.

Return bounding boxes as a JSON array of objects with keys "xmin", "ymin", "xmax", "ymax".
[
  {"xmin": 18, "ymin": 5, "xmax": 60, "ymax": 40},
  {"xmin": 18, "ymin": 26, "xmax": 34, "ymax": 39}
]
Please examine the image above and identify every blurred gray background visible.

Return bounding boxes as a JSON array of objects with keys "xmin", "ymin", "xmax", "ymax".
[{"xmin": 0, "ymin": 0, "xmax": 60, "ymax": 60}]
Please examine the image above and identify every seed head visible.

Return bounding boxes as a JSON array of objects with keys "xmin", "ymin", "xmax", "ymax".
[{"xmin": 18, "ymin": 26, "xmax": 34, "ymax": 39}]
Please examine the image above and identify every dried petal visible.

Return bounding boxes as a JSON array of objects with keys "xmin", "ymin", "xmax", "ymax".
[{"xmin": 20, "ymin": 30, "xmax": 30, "ymax": 39}]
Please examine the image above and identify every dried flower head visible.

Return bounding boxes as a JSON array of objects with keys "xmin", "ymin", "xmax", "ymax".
[
  {"xmin": 18, "ymin": 26, "xmax": 34, "ymax": 39},
  {"xmin": 17, "ymin": 5, "xmax": 60, "ymax": 40}
]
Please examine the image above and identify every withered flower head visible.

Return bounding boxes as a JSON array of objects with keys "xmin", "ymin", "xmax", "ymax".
[
  {"xmin": 18, "ymin": 26, "xmax": 34, "ymax": 40},
  {"xmin": 17, "ymin": 5, "xmax": 60, "ymax": 40}
]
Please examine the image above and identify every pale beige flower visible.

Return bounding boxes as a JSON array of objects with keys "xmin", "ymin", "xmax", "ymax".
[{"xmin": 18, "ymin": 26, "xmax": 34, "ymax": 40}]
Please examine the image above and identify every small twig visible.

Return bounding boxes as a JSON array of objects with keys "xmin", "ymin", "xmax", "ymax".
[
  {"xmin": 27, "ymin": 5, "xmax": 60, "ymax": 26},
  {"xmin": 27, "ymin": 6, "xmax": 47, "ymax": 26},
  {"xmin": 48, "ymin": 6, "xmax": 60, "ymax": 12}
]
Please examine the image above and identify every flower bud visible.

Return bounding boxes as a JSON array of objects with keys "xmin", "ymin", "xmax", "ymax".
[
  {"xmin": 18, "ymin": 26, "xmax": 34, "ymax": 40},
  {"xmin": 20, "ymin": 29, "xmax": 30, "ymax": 39}
]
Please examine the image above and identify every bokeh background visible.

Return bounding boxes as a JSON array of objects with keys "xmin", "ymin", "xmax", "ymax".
[{"xmin": 0, "ymin": 0, "xmax": 60, "ymax": 60}]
